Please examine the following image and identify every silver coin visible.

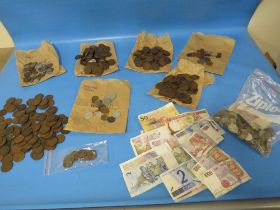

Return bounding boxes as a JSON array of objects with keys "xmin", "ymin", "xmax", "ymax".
[
  {"xmin": 94, "ymin": 111, "xmax": 102, "ymax": 118},
  {"xmin": 106, "ymin": 92, "xmax": 117, "ymax": 100},
  {"xmin": 84, "ymin": 112, "xmax": 93, "ymax": 120},
  {"xmin": 102, "ymin": 98, "xmax": 113, "ymax": 106},
  {"xmin": 112, "ymin": 111, "xmax": 121, "ymax": 118}
]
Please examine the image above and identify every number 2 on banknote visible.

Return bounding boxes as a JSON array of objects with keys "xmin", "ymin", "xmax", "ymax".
[{"xmin": 177, "ymin": 170, "xmax": 188, "ymax": 184}]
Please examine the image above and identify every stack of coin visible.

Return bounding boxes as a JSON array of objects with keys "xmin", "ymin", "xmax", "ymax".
[
  {"xmin": 133, "ymin": 46, "xmax": 171, "ymax": 71},
  {"xmin": 90, "ymin": 93, "xmax": 121, "ymax": 123},
  {"xmin": 0, "ymin": 94, "xmax": 70, "ymax": 173},
  {"xmin": 214, "ymin": 110, "xmax": 274, "ymax": 155},
  {"xmin": 155, "ymin": 74, "xmax": 199, "ymax": 104},
  {"xmin": 187, "ymin": 48, "xmax": 222, "ymax": 66},
  {"xmin": 75, "ymin": 44, "xmax": 116, "ymax": 75},
  {"xmin": 22, "ymin": 62, "xmax": 54, "ymax": 83},
  {"xmin": 63, "ymin": 149, "xmax": 97, "ymax": 168}
]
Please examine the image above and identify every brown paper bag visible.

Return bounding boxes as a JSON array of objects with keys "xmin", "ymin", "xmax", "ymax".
[
  {"xmin": 126, "ymin": 32, "xmax": 173, "ymax": 73},
  {"xmin": 149, "ymin": 59, "xmax": 205, "ymax": 109},
  {"xmin": 178, "ymin": 32, "xmax": 235, "ymax": 75},
  {"xmin": 65, "ymin": 79, "xmax": 130, "ymax": 133},
  {"xmin": 74, "ymin": 41, "xmax": 118, "ymax": 76},
  {"xmin": 15, "ymin": 40, "xmax": 65, "ymax": 86}
]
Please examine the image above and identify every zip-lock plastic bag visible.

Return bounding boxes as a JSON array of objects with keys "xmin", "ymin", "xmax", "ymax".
[
  {"xmin": 214, "ymin": 69, "xmax": 280, "ymax": 156},
  {"xmin": 44, "ymin": 140, "xmax": 108, "ymax": 175}
]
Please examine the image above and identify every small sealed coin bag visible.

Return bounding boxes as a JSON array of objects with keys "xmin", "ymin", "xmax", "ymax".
[
  {"xmin": 44, "ymin": 140, "xmax": 108, "ymax": 175},
  {"xmin": 213, "ymin": 69, "xmax": 280, "ymax": 156}
]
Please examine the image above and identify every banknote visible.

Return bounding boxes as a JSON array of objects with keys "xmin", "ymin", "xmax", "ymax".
[
  {"xmin": 191, "ymin": 147, "xmax": 231, "ymax": 180},
  {"xmin": 189, "ymin": 118, "xmax": 225, "ymax": 137},
  {"xmin": 163, "ymin": 109, "xmax": 210, "ymax": 134},
  {"xmin": 130, "ymin": 125, "xmax": 173, "ymax": 155},
  {"xmin": 149, "ymin": 138, "xmax": 192, "ymax": 164},
  {"xmin": 160, "ymin": 159, "xmax": 206, "ymax": 202},
  {"xmin": 138, "ymin": 102, "xmax": 179, "ymax": 132},
  {"xmin": 200, "ymin": 159, "xmax": 251, "ymax": 198},
  {"xmin": 120, "ymin": 144, "xmax": 178, "ymax": 197},
  {"xmin": 175, "ymin": 129, "xmax": 223, "ymax": 160}
]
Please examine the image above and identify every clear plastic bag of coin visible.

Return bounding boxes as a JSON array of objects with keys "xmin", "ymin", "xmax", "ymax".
[{"xmin": 44, "ymin": 140, "xmax": 108, "ymax": 175}]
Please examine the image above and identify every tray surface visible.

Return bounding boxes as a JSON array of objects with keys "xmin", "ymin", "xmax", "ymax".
[{"xmin": 1, "ymin": 0, "xmax": 280, "ymax": 209}]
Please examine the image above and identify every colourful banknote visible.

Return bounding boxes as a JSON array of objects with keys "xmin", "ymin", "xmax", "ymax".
[
  {"xmin": 160, "ymin": 159, "xmax": 206, "ymax": 202},
  {"xmin": 191, "ymin": 147, "xmax": 231, "ymax": 180},
  {"xmin": 175, "ymin": 129, "xmax": 223, "ymax": 160},
  {"xmin": 164, "ymin": 109, "xmax": 210, "ymax": 134},
  {"xmin": 149, "ymin": 138, "xmax": 192, "ymax": 164},
  {"xmin": 138, "ymin": 102, "xmax": 179, "ymax": 132},
  {"xmin": 120, "ymin": 143, "xmax": 178, "ymax": 197},
  {"xmin": 201, "ymin": 159, "xmax": 251, "ymax": 198},
  {"xmin": 130, "ymin": 125, "xmax": 174, "ymax": 155}
]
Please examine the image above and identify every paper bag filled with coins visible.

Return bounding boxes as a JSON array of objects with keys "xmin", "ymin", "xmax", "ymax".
[
  {"xmin": 126, "ymin": 32, "xmax": 173, "ymax": 73},
  {"xmin": 15, "ymin": 40, "xmax": 66, "ymax": 86},
  {"xmin": 149, "ymin": 59, "xmax": 205, "ymax": 109},
  {"xmin": 178, "ymin": 32, "xmax": 235, "ymax": 75},
  {"xmin": 74, "ymin": 41, "xmax": 118, "ymax": 76},
  {"xmin": 65, "ymin": 79, "xmax": 130, "ymax": 133}
]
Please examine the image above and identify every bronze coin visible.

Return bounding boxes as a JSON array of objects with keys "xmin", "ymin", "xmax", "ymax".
[
  {"xmin": 28, "ymin": 137, "xmax": 38, "ymax": 145},
  {"xmin": 92, "ymin": 96, "xmax": 99, "ymax": 103},
  {"xmin": 18, "ymin": 115, "xmax": 29, "ymax": 124},
  {"xmin": 32, "ymin": 145, "xmax": 44, "ymax": 154},
  {"xmin": 0, "ymin": 137, "xmax": 7, "ymax": 146},
  {"xmin": 100, "ymin": 106, "xmax": 109, "ymax": 114},
  {"xmin": 14, "ymin": 98, "xmax": 23, "ymax": 105},
  {"xmin": 6, "ymin": 97, "xmax": 16, "ymax": 104},
  {"xmin": 0, "ymin": 109, "xmax": 7, "ymax": 116},
  {"xmin": 17, "ymin": 104, "xmax": 27, "ymax": 111},
  {"xmin": 107, "ymin": 59, "xmax": 116, "ymax": 66},
  {"xmin": 45, "ymin": 137, "xmax": 57, "ymax": 147},
  {"xmin": 142, "ymin": 62, "xmax": 152, "ymax": 70},
  {"xmin": 30, "ymin": 151, "xmax": 44, "ymax": 160},
  {"xmin": 46, "ymin": 106, "xmax": 57, "ymax": 114},
  {"xmin": 0, "ymin": 116, "xmax": 4, "ymax": 121},
  {"xmin": 1, "ymin": 161, "xmax": 13, "ymax": 172},
  {"xmin": 48, "ymin": 99, "xmax": 55, "ymax": 107},
  {"xmin": 57, "ymin": 134, "xmax": 65, "ymax": 143},
  {"xmin": 32, "ymin": 141, "xmax": 41, "ymax": 149},
  {"xmin": 26, "ymin": 106, "xmax": 36, "ymax": 114},
  {"xmin": 39, "ymin": 125, "xmax": 50, "ymax": 134},
  {"xmin": 21, "ymin": 127, "xmax": 32, "ymax": 136},
  {"xmin": 0, "ymin": 145, "xmax": 10, "ymax": 156},
  {"xmin": 4, "ymin": 104, "xmax": 17, "ymax": 112},
  {"xmin": 107, "ymin": 116, "xmax": 116, "ymax": 123},
  {"xmin": 101, "ymin": 114, "xmax": 108, "ymax": 121},
  {"xmin": 151, "ymin": 63, "xmax": 160, "ymax": 71},
  {"xmin": 37, "ymin": 113, "xmax": 47, "ymax": 121},
  {"xmin": 31, "ymin": 123, "xmax": 41, "ymax": 132},
  {"xmin": 13, "ymin": 110, "xmax": 26, "ymax": 118},
  {"xmin": 0, "ymin": 120, "xmax": 7, "ymax": 129},
  {"xmin": 13, "ymin": 151, "xmax": 25, "ymax": 162},
  {"xmin": 14, "ymin": 135, "xmax": 25, "ymax": 144}
]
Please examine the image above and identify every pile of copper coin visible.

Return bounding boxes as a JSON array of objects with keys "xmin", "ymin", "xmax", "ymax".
[
  {"xmin": 187, "ymin": 48, "xmax": 222, "ymax": 66},
  {"xmin": 75, "ymin": 44, "xmax": 116, "ymax": 75},
  {"xmin": 155, "ymin": 74, "xmax": 199, "ymax": 104},
  {"xmin": 22, "ymin": 62, "xmax": 54, "ymax": 83},
  {"xmin": 0, "ymin": 94, "xmax": 70, "ymax": 173},
  {"xmin": 63, "ymin": 149, "xmax": 97, "ymax": 168},
  {"xmin": 133, "ymin": 46, "xmax": 171, "ymax": 70}
]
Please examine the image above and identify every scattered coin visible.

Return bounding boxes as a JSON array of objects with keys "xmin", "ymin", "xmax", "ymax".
[
  {"xmin": 0, "ymin": 95, "xmax": 70, "ymax": 173},
  {"xmin": 187, "ymin": 48, "xmax": 222, "ymax": 66},
  {"xmin": 22, "ymin": 62, "xmax": 54, "ymax": 83},
  {"xmin": 107, "ymin": 116, "xmax": 116, "ymax": 123}
]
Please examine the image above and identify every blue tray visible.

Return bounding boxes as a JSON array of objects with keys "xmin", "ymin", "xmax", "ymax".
[{"xmin": 1, "ymin": 0, "xmax": 280, "ymax": 209}]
